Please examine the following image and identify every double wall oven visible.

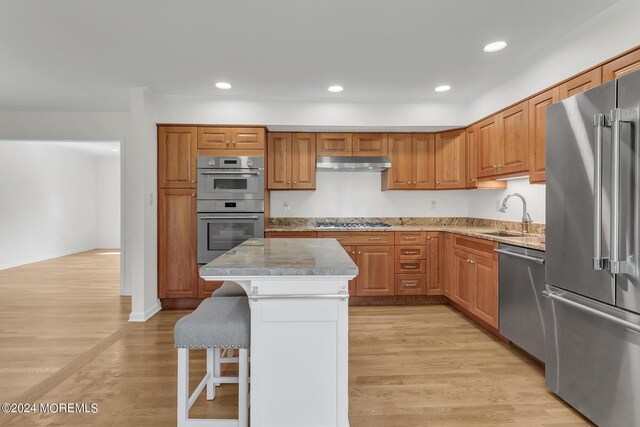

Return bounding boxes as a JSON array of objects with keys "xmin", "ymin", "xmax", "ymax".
[{"xmin": 197, "ymin": 156, "xmax": 264, "ymax": 263}]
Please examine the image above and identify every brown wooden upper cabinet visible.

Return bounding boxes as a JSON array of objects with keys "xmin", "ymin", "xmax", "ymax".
[
  {"xmin": 435, "ymin": 130, "xmax": 466, "ymax": 189},
  {"xmin": 267, "ymin": 133, "xmax": 316, "ymax": 190},
  {"xmin": 316, "ymin": 133, "xmax": 353, "ymax": 156},
  {"xmin": 197, "ymin": 127, "xmax": 265, "ymax": 150},
  {"xmin": 499, "ymin": 101, "xmax": 529, "ymax": 176},
  {"xmin": 528, "ymin": 87, "xmax": 560, "ymax": 183},
  {"xmin": 465, "ymin": 126, "xmax": 478, "ymax": 188},
  {"xmin": 603, "ymin": 48, "xmax": 640, "ymax": 82},
  {"xmin": 476, "ymin": 101, "xmax": 529, "ymax": 179},
  {"xmin": 383, "ymin": 133, "xmax": 435, "ymax": 190},
  {"xmin": 158, "ymin": 126, "xmax": 197, "ymax": 189},
  {"xmin": 559, "ymin": 68, "xmax": 602, "ymax": 99},
  {"xmin": 352, "ymin": 133, "xmax": 388, "ymax": 156}
]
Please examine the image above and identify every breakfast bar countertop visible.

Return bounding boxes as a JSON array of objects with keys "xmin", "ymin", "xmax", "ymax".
[{"xmin": 199, "ymin": 238, "xmax": 359, "ymax": 277}]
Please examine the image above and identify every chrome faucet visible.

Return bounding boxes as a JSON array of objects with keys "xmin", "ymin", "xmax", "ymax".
[{"xmin": 499, "ymin": 193, "xmax": 533, "ymax": 234}]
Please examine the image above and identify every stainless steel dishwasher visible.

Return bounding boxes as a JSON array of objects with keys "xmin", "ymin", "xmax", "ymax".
[{"xmin": 496, "ymin": 243, "xmax": 546, "ymax": 362}]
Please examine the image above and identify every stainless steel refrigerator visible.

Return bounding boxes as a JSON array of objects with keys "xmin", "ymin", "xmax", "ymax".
[{"xmin": 545, "ymin": 70, "xmax": 640, "ymax": 426}]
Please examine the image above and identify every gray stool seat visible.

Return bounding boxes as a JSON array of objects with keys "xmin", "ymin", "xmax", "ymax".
[
  {"xmin": 212, "ymin": 281, "xmax": 247, "ymax": 297},
  {"xmin": 174, "ymin": 297, "xmax": 250, "ymax": 349}
]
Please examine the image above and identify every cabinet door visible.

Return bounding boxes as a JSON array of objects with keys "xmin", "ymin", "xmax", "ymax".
[
  {"xmin": 158, "ymin": 189, "xmax": 198, "ymax": 298},
  {"xmin": 528, "ymin": 87, "xmax": 560, "ymax": 183},
  {"xmin": 197, "ymin": 127, "xmax": 231, "ymax": 149},
  {"xmin": 426, "ymin": 233, "xmax": 443, "ymax": 295},
  {"xmin": 559, "ymin": 68, "xmax": 602, "ymax": 99},
  {"xmin": 291, "ymin": 133, "xmax": 316, "ymax": 189},
  {"xmin": 158, "ymin": 126, "xmax": 197, "ymax": 189},
  {"xmin": 470, "ymin": 255, "xmax": 499, "ymax": 328},
  {"xmin": 353, "ymin": 133, "xmax": 387, "ymax": 156},
  {"xmin": 198, "ymin": 274, "xmax": 223, "ymax": 298},
  {"xmin": 603, "ymin": 48, "xmax": 640, "ymax": 82},
  {"xmin": 230, "ymin": 128, "xmax": 265, "ymax": 150},
  {"xmin": 343, "ymin": 245, "xmax": 358, "ymax": 296},
  {"xmin": 465, "ymin": 126, "xmax": 478, "ymax": 188},
  {"xmin": 356, "ymin": 246, "xmax": 395, "ymax": 296},
  {"xmin": 413, "ymin": 133, "xmax": 436, "ymax": 189},
  {"xmin": 435, "ymin": 130, "xmax": 466, "ymax": 189},
  {"xmin": 443, "ymin": 234, "xmax": 454, "ymax": 298},
  {"xmin": 476, "ymin": 116, "xmax": 501, "ymax": 178},
  {"xmin": 384, "ymin": 134, "xmax": 413, "ymax": 190},
  {"xmin": 452, "ymin": 250, "xmax": 471, "ymax": 309},
  {"xmin": 499, "ymin": 101, "xmax": 529, "ymax": 175},
  {"xmin": 316, "ymin": 133, "xmax": 353, "ymax": 156},
  {"xmin": 267, "ymin": 133, "xmax": 291, "ymax": 189}
]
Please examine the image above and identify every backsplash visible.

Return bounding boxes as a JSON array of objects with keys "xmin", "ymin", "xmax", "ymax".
[{"xmin": 269, "ymin": 217, "xmax": 545, "ymax": 235}]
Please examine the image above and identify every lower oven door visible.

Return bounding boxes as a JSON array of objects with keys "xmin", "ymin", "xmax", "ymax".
[{"xmin": 197, "ymin": 213, "xmax": 265, "ymax": 263}]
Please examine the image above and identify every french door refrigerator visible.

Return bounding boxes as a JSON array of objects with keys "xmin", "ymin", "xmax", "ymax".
[{"xmin": 545, "ymin": 70, "xmax": 640, "ymax": 426}]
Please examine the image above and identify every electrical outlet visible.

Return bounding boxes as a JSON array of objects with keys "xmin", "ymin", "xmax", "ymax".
[
  {"xmin": 430, "ymin": 200, "xmax": 437, "ymax": 211},
  {"xmin": 496, "ymin": 199, "xmax": 502, "ymax": 211},
  {"xmin": 283, "ymin": 201, "xmax": 290, "ymax": 211}
]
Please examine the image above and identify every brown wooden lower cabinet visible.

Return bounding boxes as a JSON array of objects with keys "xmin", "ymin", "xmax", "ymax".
[
  {"xmin": 158, "ymin": 189, "xmax": 198, "ymax": 299},
  {"xmin": 343, "ymin": 245, "xmax": 358, "ymax": 296},
  {"xmin": 197, "ymin": 272, "xmax": 223, "ymax": 298},
  {"xmin": 443, "ymin": 233, "xmax": 454, "ymax": 298},
  {"xmin": 469, "ymin": 254, "xmax": 499, "ymax": 328},
  {"xmin": 426, "ymin": 232, "xmax": 443, "ymax": 295},
  {"xmin": 356, "ymin": 245, "xmax": 395, "ymax": 296}
]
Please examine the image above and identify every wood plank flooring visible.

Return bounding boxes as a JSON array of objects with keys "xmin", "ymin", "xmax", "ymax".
[{"xmin": 0, "ymin": 251, "xmax": 590, "ymax": 426}]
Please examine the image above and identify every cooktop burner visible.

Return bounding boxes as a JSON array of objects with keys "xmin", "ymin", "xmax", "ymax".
[{"xmin": 316, "ymin": 221, "xmax": 392, "ymax": 228}]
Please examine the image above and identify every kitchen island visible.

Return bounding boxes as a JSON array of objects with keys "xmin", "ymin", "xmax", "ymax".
[{"xmin": 200, "ymin": 238, "xmax": 358, "ymax": 427}]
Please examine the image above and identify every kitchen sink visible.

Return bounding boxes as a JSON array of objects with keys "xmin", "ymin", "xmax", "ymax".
[{"xmin": 482, "ymin": 231, "xmax": 527, "ymax": 238}]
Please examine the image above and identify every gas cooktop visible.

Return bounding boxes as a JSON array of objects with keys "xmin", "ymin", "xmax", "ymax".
[{"xmin": 315, "ymin": 221, "xmax": 392, "ymax": 228}]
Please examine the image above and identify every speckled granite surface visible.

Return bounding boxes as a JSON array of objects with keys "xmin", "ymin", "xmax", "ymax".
[
  {"xmin": 200, "ymin": 238, "xmax": 359, "ymax": 277},
  {"xmin": 266, "ymin": 217, "xmax": 546, "ymax": 251}
]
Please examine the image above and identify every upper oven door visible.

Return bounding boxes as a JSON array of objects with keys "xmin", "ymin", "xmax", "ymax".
[{"xmin": 197, "ymin": 168, "xmax": 264, "ymax": 200}]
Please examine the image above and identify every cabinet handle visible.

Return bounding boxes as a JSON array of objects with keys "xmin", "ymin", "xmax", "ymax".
[
  {"xmin": 232, "ymin": 140, "xmax": 236, "ymax": 145},
  {"xmin": 403, "ymin": 265, "xmax": 418, "ymax": 269},
  {"xmin": 403, "ymin": 251, "xmax": 418, "ymax": 255},
  {"xmin": 369, "ymin": 237, "xmax": 382, "ymax": 240},
  {"xmin": 403, "ymin": 282, "xmax": 418, "ymax": 287},
  {"xmin": 403, "ymin": 237, "xmax": 417, "ymax": 240},
  {"xmin": 227, "ymin": 140, "xmax": 230, "ymax": 146}
]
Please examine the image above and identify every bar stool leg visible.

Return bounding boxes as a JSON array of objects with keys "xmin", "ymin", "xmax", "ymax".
[
  {"xmin": 177, "ymin": 348, "xmax": 189, "ymax": 427},
  {"xmin": 214, "ymin": 348, "xmax": 222, "ymax": 387},
  {"xmin": 238, "ymin": 348, "xmax": 249, "ymax": 427},
  {"xmin": 206, "ymin": 348, "xmax": 215, "ymax": 400}
]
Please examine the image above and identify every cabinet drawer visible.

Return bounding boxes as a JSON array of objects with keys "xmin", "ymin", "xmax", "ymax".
[
  {"xmin": 265, "ymin": 231, "xmax": 318, "ymax": 238},
  {"xmin": 319, "ymin": 231, "xmax": 393, "ymax": 245},
  {"xmin": 395, "ymin": 274, "xmax": 427, "ymax": 296},
  {"xmin": 395, "ymin": 245, "xmax": 427, "ymax": 259},
  {"xmin": 395, "ymin": 231, "xmax": 427, "ymax": 245},
  {"xmin": 453, "ymin": 234, "xmax": 498, "ymax": 260},
  {"xmin": 395, "ymin": 259, "xmax": 426, "ymax": 274}
]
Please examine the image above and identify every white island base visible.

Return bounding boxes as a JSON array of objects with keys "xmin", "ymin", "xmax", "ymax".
[{"xmin": 199, "ymin": 238, "xmax": 357, "ymax": 427}]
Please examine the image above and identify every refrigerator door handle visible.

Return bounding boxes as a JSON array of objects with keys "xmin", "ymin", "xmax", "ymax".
[
  {"xmin": 609, "ymin": 107, "xmax": 633, "ymax": 274},
  {"xmin": 542, "ymin": 290, "xmax": 640, "ymax": 334},
  {"xmin": 592, "ymin": 113, "xmax": 608, "ymax": 270}
]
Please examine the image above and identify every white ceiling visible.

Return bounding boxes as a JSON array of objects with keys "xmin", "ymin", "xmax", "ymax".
[{"xmin": 0, "ymin": 0, "xmax": 622, "ymax": 112}]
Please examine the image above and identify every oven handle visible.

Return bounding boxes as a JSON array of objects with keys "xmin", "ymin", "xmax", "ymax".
[
  {"xmin": 199, "ymin": 171, "xmax": 262, "ymax": 175},
  {"xmin": 200, "ymin": 215, "xmax": 260, "ymax": 220}
]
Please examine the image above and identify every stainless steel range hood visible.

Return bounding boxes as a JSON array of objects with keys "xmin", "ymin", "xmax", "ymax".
[{"xmin": 316, "ymin": 156, "xmax": 391, "ymax": 172}]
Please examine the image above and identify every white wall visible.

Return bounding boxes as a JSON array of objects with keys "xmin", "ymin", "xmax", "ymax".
[
  {"xmin": 0, "ymin": 141, "xmax": 97, "ymax": 269},
  {"xmin": 270, "ymin": 174, "xmax": 546, "ymax": 223},
  {"xmin": 470, "ymin": 0, "xmax": 640, "ymax": 121},
  {"xmin": 96, "ymin": 156, "xmax": 121, "ymax": 248}
]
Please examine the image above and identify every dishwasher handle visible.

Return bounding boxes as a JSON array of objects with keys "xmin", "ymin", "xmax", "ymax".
[{"xmin": 494, "ymin": 248, "xmax": 545, "ymax": 265}]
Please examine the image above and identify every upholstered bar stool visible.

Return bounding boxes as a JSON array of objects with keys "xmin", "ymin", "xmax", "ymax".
[
  {"xmin": 174, "ymin": 296, "xmax": 250, "ymax": 427},
  {"xmin": 210, "ymin": 281, "xmax": 247, "ymax": 384}
]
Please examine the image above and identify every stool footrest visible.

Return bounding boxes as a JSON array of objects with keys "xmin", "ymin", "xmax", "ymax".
[
  {"xmin": 189, "ymin": 373, "xmax": 211, "ymax": 410},
  {"xmin": 220, "ymin": 357, "xmax": 238, "ymax": 363}
]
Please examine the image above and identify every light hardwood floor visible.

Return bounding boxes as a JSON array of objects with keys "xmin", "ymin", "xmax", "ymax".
[{"xmin": 0, "ymin": 250, "xmax": 590, "ymax": 426}]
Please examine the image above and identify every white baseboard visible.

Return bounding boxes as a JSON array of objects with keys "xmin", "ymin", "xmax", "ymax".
[
  {"xmin": 95, "ymin": 245, "xmax": 121, "ymax": 250},
  {"xmin": 0, "ymin": 245, "xmax": 99, "ymax": 270},
  {"xmin": 128, "ymin": 299, "xmax": 162, "ymax": 322}
]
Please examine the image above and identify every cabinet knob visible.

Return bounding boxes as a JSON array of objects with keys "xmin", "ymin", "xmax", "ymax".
[
  {"xmin": 436, "ymin": 181, "xmax": 440, "ymax": 184},
  {"xmin": 293, "ymin": 182, "xmax": 297, "ymax": 184},
  {"xmin": 287, "ymin": 181, "xmax": 291, "ymax": 184},
  {"xmin": 471, "ymin": 178, "xmax": 476, "ymax": 182},
  {"xmin": 191, "ymin": 194, "xmax": 196, "ymax": 197},
  {"xmin": 407, "ymin": 181, "xmax": 411, "ymax": 184},
  {"xmin": 427, "ymin": 237, "xmax": 431, "ymax": 240},
  {"xmin": 413, "ymin": 181, "xmax": 416, "ymax": 184},
  {"xmin": 192, "ymin": 180, "xmax": 196, "ymax": 183},
  {"xmin": 358, "ymin": 251, "xmax": 362, "ymax": 254}
]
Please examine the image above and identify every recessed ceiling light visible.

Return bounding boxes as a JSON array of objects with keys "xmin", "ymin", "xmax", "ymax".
[
  {"xmin": 215, "ymin": 82, "xmax": 232, "ymax": 90},
  {"xmin": 483, "ymin": 41, "xmax": 507, "ymax": 52},
  {"xmin": 328, "ymin": 85, "xmax": 343, "ymax": 93},
  {"xmin": 435, "ymin": 85, "xmax": 451, "ymax": 92},
  {"xmin": 111, "ymin": 148, "xmax": 119, "ymax": 152}
]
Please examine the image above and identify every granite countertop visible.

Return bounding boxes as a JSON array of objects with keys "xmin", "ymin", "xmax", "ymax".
[
  {"xmin": 200, "ymin": 238, "xmax": 359, "ymax": 277},
  {"xmin": 265, "ymin": 223, "xmax": 546, "ymax": 251}
]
